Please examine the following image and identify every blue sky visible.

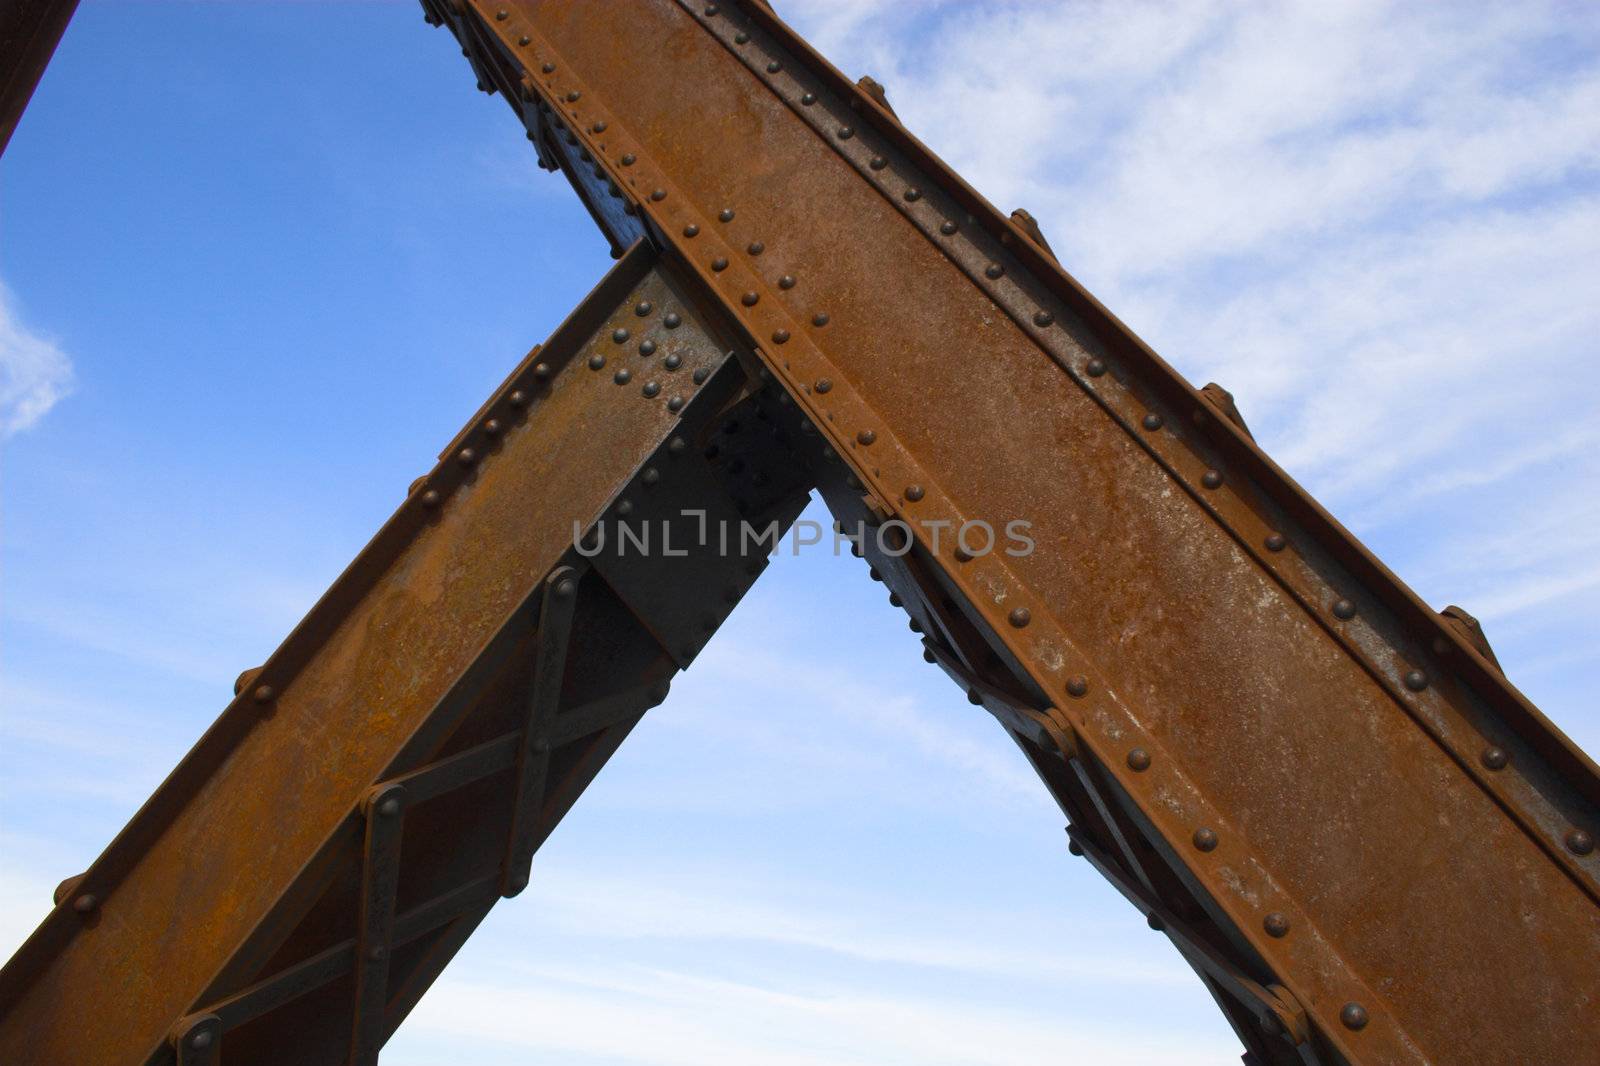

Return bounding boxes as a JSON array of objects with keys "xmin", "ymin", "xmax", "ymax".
[{"xmin": 3, "ymin": 2, "xmax": 1598, "ymax": 1063}]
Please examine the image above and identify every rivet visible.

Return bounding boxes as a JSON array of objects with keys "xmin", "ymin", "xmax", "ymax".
[
  {"xmin": 838, "ymin": 126, "xmax": 854, "ymax": 140},
  {"xmin": 566, "ymin": 90, "xmax": 580, "ymax": 102},
  {"xmin": 772, "ymin": 329, "xmax": 790, "ymax": 344},
  {"xmin": 705, "ymin": 3, "xmax": 719, "ymax": 14},
  {"xmin": 252, "ymin": 683, "xmax": 275, "ymax": 704},
  {"xmin": 815, "ymin": 378, "xmax": 832, "ymax": 393},
  {"xmin": 378, "ymin": 796, "xmax": 401, "ymax": 817},
  {"xmin": 457, "ymin": 447, "xmax": 476, "ymax": 466},
  {"xmin": 869, "ymin": 156, "xmax": 887, "ymax": 170},
  {"xmin": 643, "ymin": 382, "xmax": 661, "ymax": 398},
  {"xmin": 588, "ymin": 354, "xmax": 606, "ymax": 370},
  {"xmin": 189, "ymin": 1030, "xmax": 213, "ymax": 1050},
  {"xmin": 812, "ymin": 312, "xmax": 830, "ymax": 327},
  {"xmin": 734, "ymin": 31, "xmax": 749, "ymax": 44},
  {"xmin": 664, "ymin": 312, "xmax": 682, "ymax": 328},
  {"xmin": 747, "ymin": 240, "xmax": 765, "ymax": 256},
  {"xmin": 592, "ymin": 120, "xmax": 607, "ymax": 133},
  {"xmin": 922, "ymin": 647, "xmax": 935, "ymax": 663},
  {"xmin": 985, "ymin": 263, "xmax": 1004, "ymax": 279},
  {"xmin": 1146, "ymin": 914, "xmax": 1164, "ymax": 931},
  {"xmin": 1068, "ymin": 839, "xmax": 1084, "ymax": 857},
  {"xmin": 614, "ymin": 368, "xmax": 632, "ymax": 385},
  {"xmin": 650, "ymin": 188, "xmax": 667, "ymax": 201},
  {"xmin": 1332, "ymin": 598, "xmax": 1356, "ymax": 620},
  {"xmin": 1142, "ymin": 413, "xmax": 1163, "ymax": 431},
  {"xmin": 801, "ymin": 92, "xmax": 816, "ymax": 106},
  {"xmin": 1202, "ymin": 469, "xmax": 1223, "ymax": 489},
  {"xmin": 767, "ymin": 60, "xmax": 782, "ymax": 73},
  {"xmin": 1127, "ymin": 748, "xmax": 1151, "ymax": 772},
  {"xmin": 72, "ymin": 893, "xmax": 98, "ymax": 914},
  {"xmin": 483, "ymin": 418, "xmax": 501, "ymax": 436},
  {"xmin": 857, "ymin": 429, "xmax": 876, "ymax": 445},
  {"xmin": 642, "ymin": 466, "xmax": 660, "ymax": 485},
  {"xmin": 1340, "ymin": 1003, "xmax": 1369, "ymax": 1031},
  {"xmin": 665, "ymin": 353, "xmax": 683, "ymax": 370},
  {"xmin": 1265, "ymin": 532, "xmax": 1286, "ymax": 552},
  {"xmin": 719, "ymin": 208, "xmax": 735, "ymax": 222},
  {"xmin": 1263, "ymin": 912, "xmax": 1290, "ymax": 938},
  {"xmin": 1087, "ymin": 358, "xmax": 1107, "ymax": 377},
  {"xmin": 635, "ymin": 301, "xmax": 653, "ymax": 316},
  {"xmin": 1481, "ymin": 746, "xmax": 1509, "ymax": 770},
  {"xmin": 904, "ymin": 187, "xmax": 922, "ymax": 202},
  {"xmin": 1404, "ymin": 670, "xmax": 1429, "ymax": 692},
  {"xmin": 1008, "ymin": 607, "xmax": 1031, "ymax": 628},
  {"xmin": 905, "ymin": 484, "xmax": 924, "ymax": 502},
  {"xmin": 495, "ymin": 9, "xmax": 508, "ymax": 19},
  {"xmin": 940, "ymin": 220, "xmax": 957, "ymax": 235},
  {"xmin": 613, "ymin": 328, "xmax": 630, "ymax": 344},
  {"xmin": 967, "ymin": 689, "xmax": 984, "ymax": 706},
  {"xmin": 712, "ymin": 257, "xmax": 728, "ymax": 272},
  {"xmin": 421, "ymin": 489, "xmax": 440, "ymax": 508},
  {"xmin": 617, "ymin": 499, "xmax": 633, "ymax": 516},
  {"xmin": 888, "ymin": 592, "xmax": 903, "ymax": 607},
  {"xmin": 1066, "ymin": 676, "xmax": 1088, "ymax": 698},
  {"xmin": 542, "ymin": 62, "xmax": 555, "ymax": 74},
  {"xmin": 668, "ymin": 437, "xmax": 687, "ymax": 456},
  {"xmin": 909, "ymin": 618, "xmax": 922, "ymax": 634},
  {"xmin": 620, "ymin": 153, "xmax": 636, "ymax": 166},
  {"xmin": 741, "ymin": 292, "xmax": 759, "ymax": 306},
  {"xmin": 526, "ymin": 366, "xmax": 547, "ymax": 388},
  {"xmin": 778, "ymin": 275, "xmax": 796, "ymax": 290},
  {"xmin": 683, "ymin": 223, "xmax": 699, "ymax": 237},
  {"xmin": 1192, "ymin": 827, "xmax": 1219, "ymax": 852},
  {"xmin": 1566, "ymin": 829, "xmax": 1595, "ymax": 855},
  {"xmin": 693, "ymin": 366, "xmax": 711, "ymax": 384},
  {"xmin": 1033, "ymin": 310, "xmax": 1053, "ymax": 327},
  {"xmin": 518, "ymin": 35, "xmax": 530, "ymax": 46},
  {"xmin": 640, "ymin": 339, "xmax": 657, "ymax": 357},
  {"xmin": 667, "ymin": 396, "xmax": 685, "ymax": 412}
]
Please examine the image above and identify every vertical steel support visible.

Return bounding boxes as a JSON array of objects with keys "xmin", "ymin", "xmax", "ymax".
[{"xmin": 349, "ymin": 783, "xmax": 406, "ymax": 1065}]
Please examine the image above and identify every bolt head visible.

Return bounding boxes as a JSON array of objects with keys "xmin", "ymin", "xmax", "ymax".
[
  {"xmin": 190, "ymin": 1030, "xmax": 214, "ymax": 1050},
  {"xmin": 1068, "ymin": 839, "xmax": 1084, "ymax": 857},
  {"xmin": 812, "ymin": 312, "xmax": 830, "ymax": 327},
  {"xmin": 1192, "ymin": 827, "xmax": 1219, "ymax": 852},
  {"xmin": 1066, "ymin": 676, "xmax": 1089, "ymax": 698},
  {"xmin": 1142, "ymin": 413, "xmax": 1163, "ymax": 431},
  {"xmin": 1032, "ymin": 309, "xmax": 1053, "ymax": 327},
  {"xmin": 252, "ymin": 684, "xmax": 275, "ymax": 704},
  {"xmin": 1126, "ymin": 748, "xmax": 1151, "ymax": 772},
  {"xmin": 857, "ymin": 429, "xmax": 876, "ymax": 446},
  {"xmin": 712, "ymin": 257, "xmax": 728, "ymax": 272},
  {"xmin": 377, "ymin": 797, "xmax": 401, "ymax": 817},
  {"xmin": 904, "ymin": 187, "xmax": 922, "ymax": 202},
  {"xmin": 940, "ymin": 220, "xmax": 958, "ymax": 235},
  {"xmin": 1086, "ymin": 358, "xmax": 1106, "ymax": 377},
  {"xmin": 1567, "ymin": 829, "xmax": 1595, "ymax": 855},
  {"xmin": 421, "ymin": 489, "xmax": 441, "ymax": 508},
  {"xmin": 718, "ymin": 208, "xmax": 735, "ymax": 222},
  {"xmin": 741, "ymin": 292, "xmax": 759, "ymax": 306},
  {"xmin": 1340, "ymin": 1003, "xmax": 1369, "ymax": 1031},
  {"xmin": 905, "ymin": 484, "xmax": 925, "ymax": 502},
  {"xmin": 1265, "ymin": 532, "xmax": 1286, "ymax": 552},
  {"xmin": 1263, "ymin": 912, "xmax": 1290, "ymax": 938},
  {"xmin": 1403, "ymin": 670, "xmax": 1429, "ymax": 692},
  {"xmin": 457, "ymin": 447, "xmax": 476, "ymax": 466},
  {"xmin": 589, "ymin": 354, "xmax": 606, "ymax": 370},
  {"xmin": 1482, "ymin": 746, "xmax": 1509, "ymax": 770},
  {"xmin": 1008, "ymin": 607, "xmax": 1031, "ymax": 628},
  {"xmin": 1332, "ymin": 598, "xmax": 1357, "ymax": 620},
  {"xmin": 801, "ymin": 92, "xmax": 816, "ymax": 105},
  {"xmin": 643, "ymin": 382, "xmax": 662, "ymax": 398},
  {"xmin": 72, "ymin": 893, "xmax": 97, "ymax": 914},
  {"xmin": 1201, "ymin": 469, "xmax": 1223, "ymax": 489},
  {"xmin": 985, "ymin": 263, "xmax": 1004, "ymax": 279}
]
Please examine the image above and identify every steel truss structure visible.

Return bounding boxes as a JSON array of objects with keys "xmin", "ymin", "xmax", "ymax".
[{"xmin": 1, "ymin": 3, "xmax": 1597, "ymax": 1064}]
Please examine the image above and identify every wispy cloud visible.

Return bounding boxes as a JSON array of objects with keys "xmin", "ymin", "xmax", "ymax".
[{"xmin": 0, "ymin": 283, "xmax": 73, "ymax": 437}]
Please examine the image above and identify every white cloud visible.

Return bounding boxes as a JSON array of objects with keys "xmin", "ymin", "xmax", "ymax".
[{"xmin": 0, "ymin": 283, "xmax": 72, "ymax": 437}]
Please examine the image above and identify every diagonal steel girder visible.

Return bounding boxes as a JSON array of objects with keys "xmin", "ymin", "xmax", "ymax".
[{"xmin": 0, "ymin": 3, "xmax": 1596, "ymax": 1065}]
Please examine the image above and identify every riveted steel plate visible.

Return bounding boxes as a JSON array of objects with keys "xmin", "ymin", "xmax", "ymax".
[{"xmin": 447, "ymin": 2, "xmax": 1600, "ymax": 1062}]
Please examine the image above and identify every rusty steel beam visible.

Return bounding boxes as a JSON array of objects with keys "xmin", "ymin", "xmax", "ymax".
[
  {"xmin": 1, "ymin": 2, "xmax": 1597, "ymax": 1064},
  {"xmin": 0, "ymin": 239, "xmax": 811, "ymax": 1064},
  {"xmin": 416, "ymin": 2, "xmax": 1594, "ymax": 1063},
  {"xmin": 0, "ymin": 0, "xmax": 78, "ymax": 156}
]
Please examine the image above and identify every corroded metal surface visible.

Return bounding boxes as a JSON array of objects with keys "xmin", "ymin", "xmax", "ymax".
[
  {"xmin": 2, "ymin": 2, "xmax": 1597, "ymax": 1064},
  {"xmin": 0, "ymin": 243, "xmax": 810, "ymax": 1064},
  {"xmin": 437, "ymin": 2, "xmax": 1600, "ymax": 1063}
]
